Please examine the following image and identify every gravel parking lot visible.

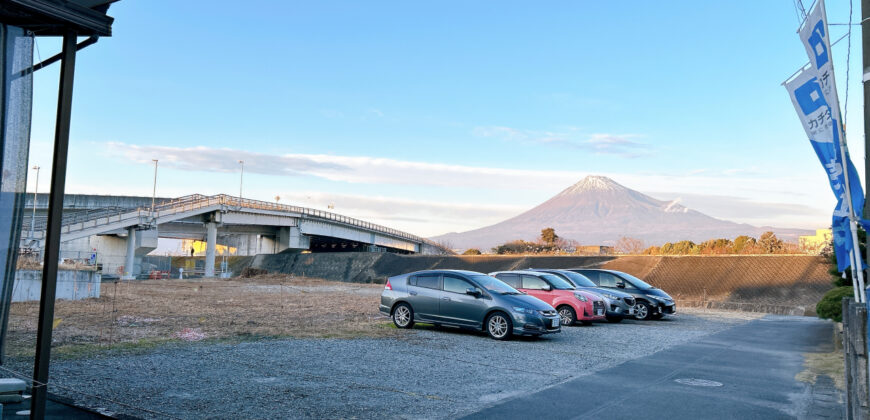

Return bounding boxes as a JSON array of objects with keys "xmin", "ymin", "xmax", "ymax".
[{"xmin": 28, "ymin": 308, "xmax": 760, "ymax": 419}]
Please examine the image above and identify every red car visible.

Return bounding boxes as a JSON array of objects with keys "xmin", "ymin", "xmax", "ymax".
[{"xmin": 490, "ymin": 270, "xmax": 606, "ymax": 325}]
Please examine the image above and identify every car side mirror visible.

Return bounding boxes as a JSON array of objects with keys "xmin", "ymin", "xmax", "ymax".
[
  {"xmin": 466, "ymin": 287, "xmax": 481, "ymax": 297},
  {"xmin": 541, "ymin": 285, "xmax": 552, "ymax": 291},
  {"xmin": 616, "ymin": 281, "xmax": 625, "ymax": 289}
]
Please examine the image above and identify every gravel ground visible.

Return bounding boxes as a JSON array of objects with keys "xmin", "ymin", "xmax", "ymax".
[{"xmin": 8, "ymin": 309, "xmax": 760, "ymax": 419}]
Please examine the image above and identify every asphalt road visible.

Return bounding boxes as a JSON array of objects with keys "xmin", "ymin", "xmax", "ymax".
[{"xmin": 463, "ymin": 315, "xmax": 842, "ymax": 420}]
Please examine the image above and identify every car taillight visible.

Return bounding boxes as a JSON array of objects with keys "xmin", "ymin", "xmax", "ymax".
[{"xmin": 384, "ymin": 279, "xmax": 392, "ymax": 290}]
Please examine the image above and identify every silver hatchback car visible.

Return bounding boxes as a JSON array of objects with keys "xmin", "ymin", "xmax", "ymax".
[{"xmin": 379, "ymin": 269, "xmax": 561, "ymax": 340}]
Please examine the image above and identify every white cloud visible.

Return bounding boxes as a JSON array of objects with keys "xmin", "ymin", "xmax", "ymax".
[
  {"xmin": 105, "ymin": 142, "xmax": 585, "ymax": 190},
  {"xmin": 102, "ymin": 142, "xmax": 837, "ymax": 233},
  {"xmin": 276, "ymin": 191, "xmax": 525, "ymax": 237},
  {"xmin": 472, "ymin": 126, "xmax": 650, "ymax": 158}
]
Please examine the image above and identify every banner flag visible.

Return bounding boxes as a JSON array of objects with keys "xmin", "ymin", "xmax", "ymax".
[
  {"xmin": 785, "ymin": 67, "xmax": 864, "ymax": 271},
  {"xmin": 799, "ymin": 0, "xmax": 841, "ymax": 124},
  {"xmin": 789, "ymin": 0, "xmax": 865, "ymax": 272}
]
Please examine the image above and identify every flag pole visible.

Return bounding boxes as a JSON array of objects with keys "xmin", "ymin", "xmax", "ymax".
[
  {"xmin": 839, "ymin": 122, "xmax": 866, "ymax": 302},
  {"xmin": 862, "ymin": 0, "xmax": 870, "ymax": 298}
]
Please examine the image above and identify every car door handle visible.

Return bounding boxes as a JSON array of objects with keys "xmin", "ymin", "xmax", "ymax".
[
  {"xmin": 441, "ymin": 297, "xmax": 450, "ymax": 301},
  {"xmin": 409, "ymin": 291, "xmax": 417, "ymax": 296}
]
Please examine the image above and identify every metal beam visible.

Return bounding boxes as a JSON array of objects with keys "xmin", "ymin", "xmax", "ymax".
[{"xmin": 31, "ymin": 31, "xmax": 77, "ymax": 419}]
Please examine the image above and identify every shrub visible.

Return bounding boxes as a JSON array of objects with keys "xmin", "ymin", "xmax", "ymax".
[
  {"xmin": 816, "ymin": 286, "xmax": 855, "ymax": 322},
  {"xmin": 461, "ymin": 248, "xmax": 482, "ymax": 255},
  {"xmin": 240, "ymin": 267, "xmax": 269, "ymax": 278}
]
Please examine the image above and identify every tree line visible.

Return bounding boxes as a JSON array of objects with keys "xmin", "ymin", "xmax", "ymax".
[{"xmin": 462, "ymin": 228, "xmax": 804, "ymax": 255}]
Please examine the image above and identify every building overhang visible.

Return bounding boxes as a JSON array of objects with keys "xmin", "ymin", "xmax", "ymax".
[{"xmin": 0, "ymin": 0, "xmax": 116, "ymax": 36}]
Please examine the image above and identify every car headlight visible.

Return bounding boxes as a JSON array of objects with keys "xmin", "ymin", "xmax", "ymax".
[
  {"xmin": 602, "ymin": 293, "xmax": 618, "ymax": 300},
  {"xmin": 649, "ymin": 295, "xmax": 671, "ymax": 303},
  {"xmin": 574, "ymin": 293, "xmax": 588, "ymax": 302},
  {"xmin": 512, "ymin": 306, "xmax": 536, "ymax": 315}
]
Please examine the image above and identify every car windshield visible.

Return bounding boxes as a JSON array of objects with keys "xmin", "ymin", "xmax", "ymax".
[
  {"xmin": 552, "ymin": 271, "xmax": 596, "ymax": 287},
  {"xmin": 616, "ymin": 272, "xmax": 655, "ymax": 289},
  {"xmin": 471, "ymin": 275, "xmax": 522, "ymax": 294},
  {"xmin": 540, "ymin": 274, "xmax": 575, "ymax": 290}
]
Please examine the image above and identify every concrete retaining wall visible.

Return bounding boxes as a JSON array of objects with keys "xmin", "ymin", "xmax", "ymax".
[{"xmin": 13, "ymin": 270, "xmax": 101, "ymax": 302}]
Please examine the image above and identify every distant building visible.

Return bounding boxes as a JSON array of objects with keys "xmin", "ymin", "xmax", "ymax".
[
  {"xmin": 576, "ymin": 245, "xmax": 614, "ymax": 256},
  {"xmin": 799, "ymin": 229, "xmax": 832, "ymax": 255}
]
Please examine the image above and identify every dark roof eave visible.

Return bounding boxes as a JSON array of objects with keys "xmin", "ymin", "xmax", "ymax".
[{"xmin": 0, "ymin": 0, "xmax": 115, "ymax": 36}]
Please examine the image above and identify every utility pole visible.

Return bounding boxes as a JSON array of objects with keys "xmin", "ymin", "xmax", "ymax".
[
  {"xmin": 29, "ymin": 165, "xmax": 39, "ymax": 240},
  {"xmin": 151, "ymin": 159, "xmax": 158, "ymax": 222},
  {"xmin": 238, "ymin": 160, "xmax": 244, "ymax": 201},
  {"xmin": 864, "ymin": 0, "xmax": 870, "ymax": 276}
]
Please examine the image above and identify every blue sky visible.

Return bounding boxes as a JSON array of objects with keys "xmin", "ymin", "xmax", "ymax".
[{"xmin": 24, "ymin": 1, "xmax": 865, "ymax": 238}]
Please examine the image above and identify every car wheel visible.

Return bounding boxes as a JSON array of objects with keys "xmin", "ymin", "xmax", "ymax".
[
  {"xmin": 634, "ymin": 302, "xmax": 652, "ymax": 320},
  {"xmin": 485, "ymin": 312, "xmax": 513, "ymax": 340},
  {"xmin": 557, "ymin": 305, "xmax": 576, "ymax": 326},
  {"xmin": 606, "ymin": 316, "xmax": 623, "ymax": 323},
  {"xmin": 392, "ymin": 303, "xmax": 415, "ymax": 329}
]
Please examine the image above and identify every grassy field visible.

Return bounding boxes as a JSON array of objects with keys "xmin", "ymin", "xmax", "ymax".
[{"xmin": 7, "ymin": 275, "xmax": 397, "ymax": 359}]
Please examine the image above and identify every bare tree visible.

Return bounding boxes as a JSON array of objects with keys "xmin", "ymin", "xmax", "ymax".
[{"xmin": 615, "ymin": 236, "xmax": 645, "ymax": 254}]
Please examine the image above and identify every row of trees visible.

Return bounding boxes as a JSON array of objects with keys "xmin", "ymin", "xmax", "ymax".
[
  {"xmin": 635, "ymin": 232, "xmax": 800, "ymax": 255},
  {"xmin": 471, "ymin": 228, "xmax": 805, "ymax": 256},
  {"xmin": 488, "ymin": 228, "xmax": 579, "ymax": 255}
]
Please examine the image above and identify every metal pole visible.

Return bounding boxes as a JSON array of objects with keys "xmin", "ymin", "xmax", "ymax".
[
  {"xmin": 863, "ymin": 0, "xmax": 870, "ymax": 292},
  {"xmin": 29, "ymin": 165, "xmax": 39, "ymax": 240},
  {"xmin": 151, "ymin": 159, "xmax": 158, "ymax": 222},
  {"xmin": 31, "ymin": 31, "xmax": 77, "ymax": 419},
  {"xmin": 238, "ymin": 160, "xmax": 244, "ymax": 201}
]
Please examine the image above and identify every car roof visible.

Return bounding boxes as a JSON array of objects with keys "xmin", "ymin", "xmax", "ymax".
[
  {"xmin": 409, "ymin": 269, "xmax": 484, "ymax": 276},
  {"xmin": 489, "ymin": 270, "xmax": 547, "ymax": 276},
  {"xmin": 572, "ymin": 268, "xmax": 615, "ymax": 273}
]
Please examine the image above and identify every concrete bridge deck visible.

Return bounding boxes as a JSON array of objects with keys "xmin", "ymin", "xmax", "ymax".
[{"xmin": 21, "ymin": 193, "xmax": 449, "ymax": 278}]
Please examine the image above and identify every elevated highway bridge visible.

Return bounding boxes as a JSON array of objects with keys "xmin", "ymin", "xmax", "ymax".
[{"xmin": 21, "ymin": 194, "xmax": 449, "ymax": 278}]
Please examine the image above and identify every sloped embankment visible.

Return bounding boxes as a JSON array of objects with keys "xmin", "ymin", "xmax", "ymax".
[
  {"xmin": 601, "ymin": 255, "xmax": 832, "ymax": 315},
  {"xmin": 249, "ymin": 253, "xmax": 613, "ymax": 283}
]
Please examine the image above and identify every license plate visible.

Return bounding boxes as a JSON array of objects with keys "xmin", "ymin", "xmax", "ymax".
[{"xmin": 551, "ymin": 318, "xmax": 559, "ymax": 328}]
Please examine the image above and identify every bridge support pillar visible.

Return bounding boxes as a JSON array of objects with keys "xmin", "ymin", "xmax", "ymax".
[
  {"xmin": 276, "ymin": 226, "xmax": 310, "ymax": 253},
  {"xmin": 205, "ymin": 221, "xmax": 217, "ymax": 277},
  {"xmin": 122, "ymin": 227, "xmax": 135, "ymax": 280}
]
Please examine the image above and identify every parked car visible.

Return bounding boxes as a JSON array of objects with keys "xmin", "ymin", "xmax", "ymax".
[
  {"xmin": 569, "ymin": 269, "xmax": 675, "ymax": 320},
  {"xmin": 379, "ymin": 269, "xmax": 561, "ymax": 340},
  {"xmin": 489, "ymin": 270, "xmax": 606, "ymax": 326},
  {"xmin": 529, "ymin": 269, "xmax": 636, "ymax": 323}
]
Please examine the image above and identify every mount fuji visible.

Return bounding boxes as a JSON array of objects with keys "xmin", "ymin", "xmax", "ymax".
[{"xmin": 431, "ymin": 176, "xmax": 812, "ymax": 250}]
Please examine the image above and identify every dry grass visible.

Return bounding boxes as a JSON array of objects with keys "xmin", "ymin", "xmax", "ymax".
[
  {"xmin": 15, "ymin": 258, "xmax": 97, "ymax": 271},
  {"xmin": 7, "ymin": 275, "xmax": 396, "ymax": 359},
  {"xmin": 796, "ymin": 350, "xmax": 846, "ymax": 391}
]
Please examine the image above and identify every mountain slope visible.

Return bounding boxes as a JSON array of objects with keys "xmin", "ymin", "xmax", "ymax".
[{"xmin": 432, "ymin": 176, "xmax": 811, "ymax": 250}]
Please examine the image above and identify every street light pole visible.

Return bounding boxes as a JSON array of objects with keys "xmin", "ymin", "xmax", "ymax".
[
  {"xmin": 29, "ymin": 165, "xmax": 40, "ymax": 240},
  {"xmin": 151, "ymin": 159, "xmax": 158, "ymax": 223},
  {"xmin": 238, "ymin": 160, "xmax": 244, "ymax": 201}
]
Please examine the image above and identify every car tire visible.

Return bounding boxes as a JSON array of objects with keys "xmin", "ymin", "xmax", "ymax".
[
  {"xmin": 606, "ymin": 316, "xmax": 623, "ymax": 323},
  {"xmin": 392, "ymin": 303, "xmax": 415, "ymax": 329},
  {"xmin": 557, "ymin": 305, "xmax": 576, "ymax": 326},
  {"xmin": 485, "ymin": 311, "xmax": 513, "ymax": 340},
  {"xmin": 634, "ymin": 302, "xmax": 652, "ymax": 320}
]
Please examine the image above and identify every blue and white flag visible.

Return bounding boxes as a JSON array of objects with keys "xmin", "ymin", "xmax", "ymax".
[
  {"xmin": 786, "ymin": 0, "xmax": 865, "ymax": 271},
  {"xmin": 786, "ymin": 69, "xmax": 863, "ymax": 271}
]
